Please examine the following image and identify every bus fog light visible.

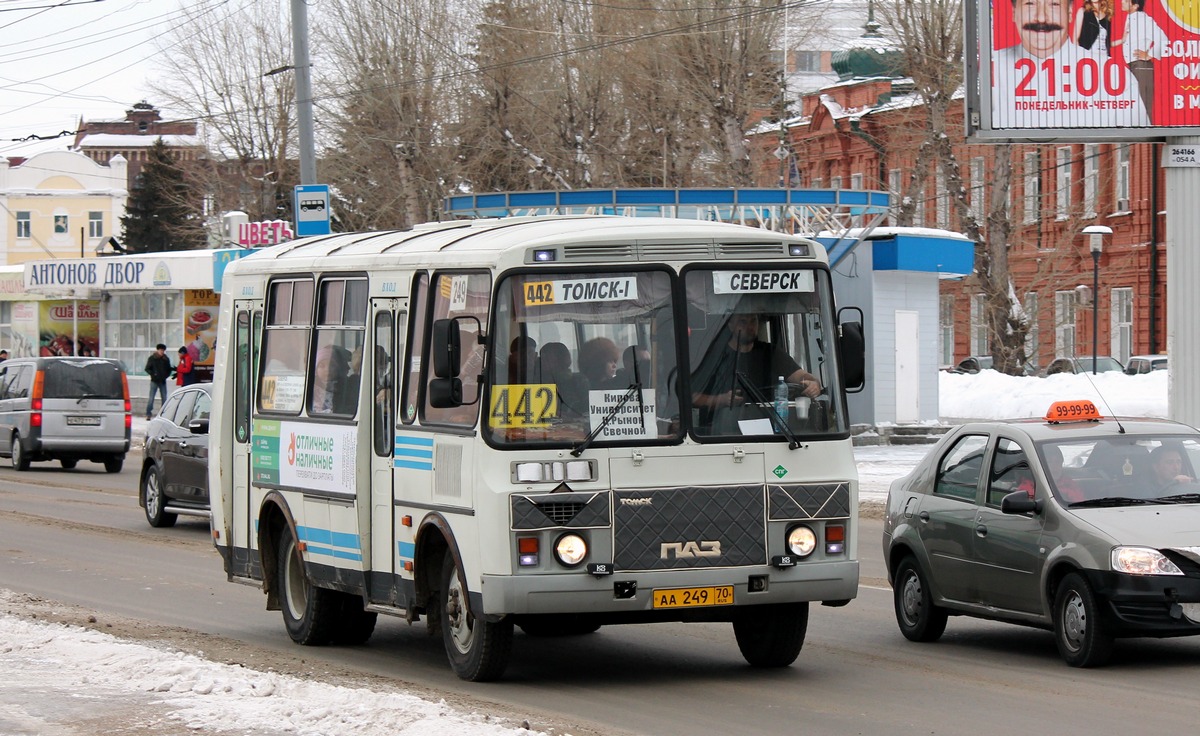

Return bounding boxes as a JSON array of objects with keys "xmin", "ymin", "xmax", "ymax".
[
  {"xmin": 787, "ymin": 526, "xmax": 817, "ymax": 557},
  {"xmin": 554, "ymin": 533, "xmax": 587, "ymax": 567}
]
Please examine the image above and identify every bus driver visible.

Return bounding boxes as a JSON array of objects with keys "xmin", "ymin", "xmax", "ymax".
[{"xmin": 690, "ymin": 312, "xmax": 821, "ymax": 429}]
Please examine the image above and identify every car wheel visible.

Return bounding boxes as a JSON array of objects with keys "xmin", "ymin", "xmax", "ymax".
[
  {"xmin": 518, "ymin": 615, "xmax": 602, "ymax": 637},
  {"xmin": 11, "ymin": 435, "xmax": 29, "ymax": 472},
  {"xmin": 893, "ymin": 556, "xmax": 948, "ymax": 642},
  {"xmin": 103, "ymin": 455, "xmax": 124, "ymax": 473},
  {"xmin": 1053, "ymin": 572, "xmax": 1114, "ymax": 667},
  {"xmin": 732, "ymin": 602, "xmax": 809, "ymax": 667},
  {"xmin": 141, "ymin": 465, "xmax": 177, "ymax": 528},
  {"xmin": 278, "ymin": 525, "xmax": 338, "ymax": 645},
  {"xmin": 436, "ymin": 551, "xmax": 512, "ymax": 681},
  {"xmin": 331, "ymin": 594, "xmax": 378, "ymax": 646},
  {"xmin": 60, "ymin": 459, "xmax": 78, "ymax": 469}
]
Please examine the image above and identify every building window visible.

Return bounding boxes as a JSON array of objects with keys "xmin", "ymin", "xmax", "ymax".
[
  {"xmin": 1024, "ymin": 292, "xmax": 1039, "ymax": 369},
  {"xmin": 16, "ymin": 212, "xmax": 31, "ymax": 239},
  {"xmin": 88, "ymin": 212, "xmax": 104, "ymax": 239},
  {"xmin": 811, "ymin": 177, "xmax": 823, "ymax": 188},
  {"xmin": 939, "ymin": 294, "xmax": 955, "ymax": 366},
  {"xmin": 969, "ymin": 158, "xmax": 985, "ymax": 222},
  {"xmin": 103, "ymin": 293, "xmax": 184, "ymax": 375},
  {"xmin": 830, "ymin": 176, "xmax": 842, "ymax": 190},
  {"xmin": 1055, "ymin": 291, "xmax": 1077, "ymax": 357},
  {"xmin": 889, "ymin": 168, "xmax": 902, "ymax": 218},
  {"xmin": 1115, "ymin": 144, "xmax": 1131, "ymax": 211},
  {"xmin": 851, "ymin": 173, "xmax": 863, "ymax": 190},
  {"xmin": 793, "ymin": 50, "xmax": 822, "ymax": 72},
  {"xmin": 1056, "ymin": 147, "xmax": 1071, "ymax": 219},
  {"xmin": 1024, "ymin": 151, "xmax": 1040, "ymax": 224},
  {"xmin": 1111, "ymin": 287, "xmax": 1133, "ymax": 363},
  {"xmin": 53, "ymin": 214, "xmax": 68, "ymax": 235},
  {"xmin": 970, "ymin": 294, "xmax": 989, "ymax": 356},
  {"xmin": 1083, "ymin": 144, "xmax": 1099, "ymax": 217}
]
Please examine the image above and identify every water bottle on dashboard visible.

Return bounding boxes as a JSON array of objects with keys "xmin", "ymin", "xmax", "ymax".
[{"xmin": 774, "ymin": 376, "xmax": 788, "ymax": 431}]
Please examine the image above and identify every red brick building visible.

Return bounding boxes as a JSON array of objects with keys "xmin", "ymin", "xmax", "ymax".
[
  {"xmin": 72, "ymin": 101, "xmax": 205, "ymax": 194},
  {"xmin": 757, "ymin": 75, "xmax": 1166, "ymax": 370}
]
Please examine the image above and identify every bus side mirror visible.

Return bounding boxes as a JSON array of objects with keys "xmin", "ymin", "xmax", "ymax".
[
  {"xmin": 432, "ymin": 318, "xmax": 462, "ymax": 378},
  {"xmin": 429, "ymin": 377, "xmax": 463, "ymax": 408},
  {"xmin": 837, "ymin": 306, "xmax": 865, "ymax": 392}
]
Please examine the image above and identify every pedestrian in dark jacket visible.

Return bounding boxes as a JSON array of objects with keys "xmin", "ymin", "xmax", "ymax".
[{"xmin": 144, "ymin": 344, "xmax": 172, "ymax": 419}]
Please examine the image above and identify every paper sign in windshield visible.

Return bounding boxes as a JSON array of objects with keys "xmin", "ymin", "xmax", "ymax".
[
  {"xmin": 588, "ymin": 389, "xmax": 657, "ymax": 440},
  {"xmin": 712, "ymin": 270, "xmax": 814, "ymax": 294},
  {"xmin": 524, "ymin": 276, "xmax": 638, "ymax": 306}
]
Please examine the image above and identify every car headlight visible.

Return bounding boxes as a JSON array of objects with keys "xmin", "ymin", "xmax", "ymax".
[
  {"xmin": 1111, "ymin": 546, "xmax": 1184, "ymax": 576},
  {"xmin": 786, "ymin": 525, "xmax": 817, "ymax": 557},
  {"xmin": 554, "ymin": 533, "xmax": 587, "ymax": 567}
]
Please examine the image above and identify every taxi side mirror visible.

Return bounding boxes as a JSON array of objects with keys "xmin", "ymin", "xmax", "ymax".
[{"xmin": 1001, "ymin": 490, "xmax": 1042, "ymax": 515}]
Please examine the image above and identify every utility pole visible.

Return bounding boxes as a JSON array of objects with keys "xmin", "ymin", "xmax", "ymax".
[{"xmin": 291, "ymin": 0, "xmax": 316, "ymax": 185}]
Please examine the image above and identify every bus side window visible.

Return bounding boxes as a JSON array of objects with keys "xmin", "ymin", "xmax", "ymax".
[
  {"xmin": 259, "ymin": 279, "xmax": 313, "ymax": 414},
  {"xmin": 402, "ymin": 273, "xmax": 429, "ymax": 424},
  {"xmin": 373, "ymin": 311, "xmax": 395, "ymax": 456},
  {"xmin": 422, "ymin": 272, "xmax": 491, "ymax": 426}
]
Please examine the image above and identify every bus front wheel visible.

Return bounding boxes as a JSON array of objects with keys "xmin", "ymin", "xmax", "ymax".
[
  {"xmin": 278, "ymin": 526, "xmax": 338, "ymax": 645},
  {"xmin": 437, "ymin": 551, "xmax": 513, "ymax": 681},
  {"xmin": 732, "ymin": 602, "xmax": 809, "ymax": 668}
]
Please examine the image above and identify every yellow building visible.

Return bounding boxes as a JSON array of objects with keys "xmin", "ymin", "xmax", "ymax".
[{"xmin": 0, "ymin": 151, "xmax": 128, "ymax": 265}]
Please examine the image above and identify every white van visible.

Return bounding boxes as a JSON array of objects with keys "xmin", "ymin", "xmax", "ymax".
[{"xmin": 0, "ymin": 357, "xmax": 131, "ymax": 472}]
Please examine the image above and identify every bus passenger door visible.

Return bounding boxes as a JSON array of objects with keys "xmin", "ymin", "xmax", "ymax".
[
  {"xmin": 229, "ymin": 302, "xmax": 261, "ymax": 575},
  {"xmin": 368, "ymin": 300, "xmax": 405, "ymax": 605}
]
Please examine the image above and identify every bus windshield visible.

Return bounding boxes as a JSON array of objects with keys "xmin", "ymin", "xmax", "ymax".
[
  {"xmin": 487, "ymin": 269, "xmax": 680, "ymax": 447},
  {"xmin": 684, "ymin": 266, "xmax": 846, "ymax": 438}
]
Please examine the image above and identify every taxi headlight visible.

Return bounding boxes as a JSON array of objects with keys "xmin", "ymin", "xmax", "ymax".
[
  {"xmin": 786, "ymin": 525, "xmax": 817, "ymax": 557},
  {"xmin": 554, "ymin": 533, "xmax": 587, "ymax": 567},
  {"xmin": 1111, "ymin": 546, "xmax": 1184, "ymax": 576}
]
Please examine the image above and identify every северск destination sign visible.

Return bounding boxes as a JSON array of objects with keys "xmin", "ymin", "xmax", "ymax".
[
  {"xmin": 712, "ymin": 270, "xmax": 814, "ymax": 294},
  {"xmin": 23, "ymin": 252, "xmax": 217, "ymax": 293}
]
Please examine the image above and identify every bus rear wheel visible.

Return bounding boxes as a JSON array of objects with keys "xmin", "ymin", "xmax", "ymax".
[
  {"xmin": 732, "ymin": 602, "xmax": 809, "ymax": 668},
  {"xmin": 278, "ymin": 526, "xmax": 338, "ymax": 645},
  {"xmin": 437, "ymin": 551, "xmax": 512, "ymax": 681}
]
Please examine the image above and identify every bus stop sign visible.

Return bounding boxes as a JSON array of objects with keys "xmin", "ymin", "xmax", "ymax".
[{"xmin": 294, "ymin": 184, "xmax": 331, "ymax": 236}]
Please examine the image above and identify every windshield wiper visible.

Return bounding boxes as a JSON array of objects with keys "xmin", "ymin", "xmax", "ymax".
[
  {"xmin": 1069, "ymin": 496, "xmax": 1167, "ymax": 508},
  {"xmin": 735, "ymin": 371, "xmax": 802, "ymax": 450},
  {"xmin": 571, "ymin": 382, "xmax": 643, "ymax": 457},
  {"xmin": 1155, "ymin": 493, "xmax": 1200, "ymax": 504}
]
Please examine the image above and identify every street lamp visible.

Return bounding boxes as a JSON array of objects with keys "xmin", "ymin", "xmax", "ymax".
[{"xmin": 1082, "ymin": 225, "xmax": 1113, "ymax": 374}]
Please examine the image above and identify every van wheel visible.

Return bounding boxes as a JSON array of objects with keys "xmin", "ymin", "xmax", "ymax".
[
  {"xmin": 60, "ymin": 459, "xmax": 78, "ymax": 469},
  {"xmin": 141, "ymin": 465, "xmax": 177, "ymax": 528},
  {"xmin": 103, "ymin": 455, "xmax": 124, "ymax": 473},
  {"xmin": 437, "ymin": 551, "xmax": 512, "ymax": 681},
  {"xmin": 1054, "ymin": 572, "xmax": 1114, "ymax": 667},
  {"xmin": 732, "ymin": 602, "xmax": 809, "ymax": 667},
  {"xmin": 11, "ymin": 436, "xmax": 29, "ymax": 471},
  {"xmin": 278, "ymin": 525, "xmax": 338, "ymax": 645}
]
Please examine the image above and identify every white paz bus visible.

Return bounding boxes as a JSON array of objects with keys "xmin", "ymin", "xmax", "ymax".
[{"xmin": 209, "ymin": 215, "xmax": 866, "ymax": 681}]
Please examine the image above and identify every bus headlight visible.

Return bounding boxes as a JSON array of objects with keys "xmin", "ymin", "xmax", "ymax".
[
  {"xmin": 554, "ymin": 533, "xmax": 587, "ymax": 567},
  {"xmin": 786, "ymin": 525, "xmax": 817, "ymax": 557},
  {"xmin": 1111, "ymin": 546, "xmax": 1183, "ymax": 576}
]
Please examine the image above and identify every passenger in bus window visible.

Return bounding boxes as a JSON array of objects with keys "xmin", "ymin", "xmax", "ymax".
[
  {"xmin": 580, "ymin": 337, "xmax": 619, "ymax": 388},
  {"xmin": 690, "ymin": 312, "xmax": 820, "ymax": 428},
  {"xmin": 605, "ymin": 345, "xmax": 651, "ymax": 389},
  {"xmin": 507, "ymin": 336, "xmax": 537, "ymax": 384},
  {"xmin": 311, "ymin": 344, "xmax": 351, "ymax": 414},
  {"xmin": 538, "ymin": 342, "xmax": 588, "ymax": 417}
]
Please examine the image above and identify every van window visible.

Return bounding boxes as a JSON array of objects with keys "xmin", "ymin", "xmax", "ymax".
[{"xmin": 42, "ymin": 360, "xmax": 123, "ymax": 399}]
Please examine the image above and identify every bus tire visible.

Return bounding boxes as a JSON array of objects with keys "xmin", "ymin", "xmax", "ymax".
[
  {"xmin": 732, "ymin": 602, "xmax": 808, "ymax": 668},
  {"xmin": 332, "ymin": 594, "xmax": 378, "ymax": 646},
  {"xmin": 278, "ymin": 526, "xmax": 338, "ymax": 646},
  {"xmin": 438, "ymin": 551, "xmax": 512, "ymax": 681}
]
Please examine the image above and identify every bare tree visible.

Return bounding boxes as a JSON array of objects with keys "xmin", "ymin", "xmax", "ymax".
[{"xmin": 151, "ymin": 0, "xmax": 298, "ymax": 224}]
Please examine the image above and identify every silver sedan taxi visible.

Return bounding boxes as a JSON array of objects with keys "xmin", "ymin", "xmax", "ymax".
[{"xmin": 883, "ymin": 400, "xmax": 1200, "ymax": 667}]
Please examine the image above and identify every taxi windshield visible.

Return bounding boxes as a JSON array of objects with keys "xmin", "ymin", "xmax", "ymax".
[
  {"xmin": 1040, "ymin": 435, "xmax": 1200, "ymax": 505},
  {"xmin": 683, "ymin": 266, "xmax": 846, "ymax": 439},
  {"xmin": 486, "ymin": 269, "xmax": 680, "ymax": 447}
]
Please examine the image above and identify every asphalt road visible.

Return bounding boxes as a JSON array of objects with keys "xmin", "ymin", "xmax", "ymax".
[{"xmin": 1, "ymin": 454, "xmax": 1199, "ymax": 736}]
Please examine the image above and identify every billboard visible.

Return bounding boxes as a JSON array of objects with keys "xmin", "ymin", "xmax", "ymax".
[{"xmin": 968, "ymin": 0, "xmax": 1200, "ymax": 138}]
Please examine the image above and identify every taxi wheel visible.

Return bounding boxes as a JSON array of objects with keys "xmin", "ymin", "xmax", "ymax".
[
  {"xmin": 278, "ymin": 526, "xmax": 338, "ymax": 645},
  {"xmin": 1053, "ymin": 572, "xmax": 1114, "ymax": 667},
  {"xmin": 894, "ymin": 557, "xmax": 948, "ymax": 642},
  {"xmin": 732, "ymin": 602, "xmax": 809, "ymax": 667},
  {"xmin": 437, "ymin": 551, "xmax": 513, "ymax": 681}
]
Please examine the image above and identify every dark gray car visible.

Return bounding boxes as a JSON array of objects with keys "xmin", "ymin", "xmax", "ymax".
[
  {"xmin": 140, "ymin": 383, "xmax": 211, "ymax": 527},
  {"xmin": 883, "ymin": 405, "xmax": 1200, "ymax": 666}
]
